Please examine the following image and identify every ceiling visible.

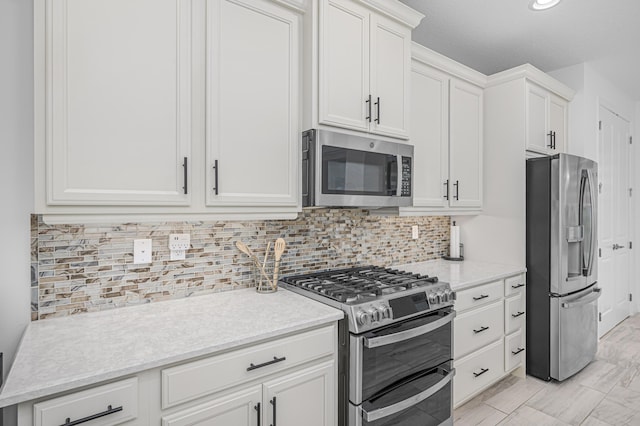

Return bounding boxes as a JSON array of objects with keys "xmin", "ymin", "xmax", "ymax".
[{"xmin": 399, "ymin": 0, "xmax": 640, "ymax": 101}]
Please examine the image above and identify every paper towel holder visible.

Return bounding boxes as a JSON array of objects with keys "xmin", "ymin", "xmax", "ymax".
[{"xmin": 443, "ymin": 243, "xmax": 464, "ymax": 261}]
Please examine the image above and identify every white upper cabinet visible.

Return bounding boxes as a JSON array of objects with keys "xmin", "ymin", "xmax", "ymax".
[
  {"xmin": 369, "ymin": 13, "xmax": 411, "ymax": 138},
  {"xmin": 44, "ymin": 0, "xmax": 193, "ymax": 206},
  {"xmin": 318, "ymin": 0, "xmax": 420, "ymax": 140},
  {"xmin": 401, "ymin": 44, "xmax": 485, "ymax": 215},
  {"xmin": 35, "ymin": 0, "xmax": 304, "ymax": 220},
  {"xmin": 409, "ymin": 63, "xmax": 449, "ymax": 208},
  {"xmin": 206, "ymin": 0, "xmax": 299, "ymax": 208},
  {"xmin": 526, "ymin": 81, "xmax": 568, "ymax": 155},
  {"xmin": 318, "ymin": 0, "xmax": 370, "ymax": 132},
  {"xmin": 449, "ymin": 79, "xmax": 483, "ymax": 208}
]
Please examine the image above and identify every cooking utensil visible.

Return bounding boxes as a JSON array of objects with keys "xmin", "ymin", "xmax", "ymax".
[
  {"xmin": 235, "ymin": 241, "xmax": 271, "ymax": 284},
  {"xmin": 272, "ymin": 238, "xmax": 286, "ymax": 289},
  {"xmin": 260, "ymin": 241, "xmax": 272, "ymax": 290}
]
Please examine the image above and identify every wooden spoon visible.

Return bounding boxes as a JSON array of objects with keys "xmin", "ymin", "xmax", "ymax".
[{"xmin": 272, "ymin": 238, "xmax": 286, "ymax": 289}]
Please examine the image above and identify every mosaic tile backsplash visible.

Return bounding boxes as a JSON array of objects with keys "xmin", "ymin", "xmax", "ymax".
[{"xmin": 30, "ymin": 210, "xmax": 450, "ymax": 320}]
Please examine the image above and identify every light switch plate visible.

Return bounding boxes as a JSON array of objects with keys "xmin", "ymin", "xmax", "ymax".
[
  {"xmin": 134, "ymin": 239, "xmax": 152, "ymax": 264},
  {"xmin": 411, "ymin": 225, "xmax": 419, "ymax": 240}
]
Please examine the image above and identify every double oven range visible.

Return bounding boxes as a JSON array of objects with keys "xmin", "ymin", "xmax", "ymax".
[{"xmin": 281, "ymin": 266, "xmax": 456, "ymax": 426}]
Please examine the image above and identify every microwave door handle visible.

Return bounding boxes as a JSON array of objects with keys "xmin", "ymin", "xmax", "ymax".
[
  {"xmin": 363, "ymin": 310, "xmax": 455, "ymax": 349},
  {"xmin": 361, "ymin": 367, "xmax": 455, "ymax": 422},
  {"xmin": 396, "ymin": 155, "xmax": 402, "ymax": 196}
]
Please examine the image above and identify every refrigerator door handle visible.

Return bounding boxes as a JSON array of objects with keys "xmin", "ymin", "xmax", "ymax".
[
  {"xmin": 561, "ymin": 287, "xmax": 601, "ymax": 308},
  {"xmin": 585, "ymin": 169, "xmax": 597, "ymax": 277}
]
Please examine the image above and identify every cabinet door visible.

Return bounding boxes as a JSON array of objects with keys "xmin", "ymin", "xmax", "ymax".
[
  {"xmin": 161, "ymin": 385, "xmax": 261, "ymax": 426},
  {"xmin": 46, "ymin": 0, "xmax": 192, "ymax": 206},
  {"xmin": 526, "ymin": 83, "xmax": 551, "ymax": 153},
  {"xmin": 263, "ymin": 361, "xmax": 336, "ymax": 426},
  {"xmin": 449, "ymin": 78, "xmax": 483, "ymax": 208},
  {"xmin": 549, "ymin": 94, "xmax": 567, "ymax": 153},
  {"xmin": 206, "ymin": 0, "xmax": 299, "ymax": 207},
  {"xmin": 409, "ymin": 63, "xmax": 449, "ymax": 208},
  {"xmin": 319, "ymin": 0, "xmax": 370, "ymax": 132},
  {"xmin": 369, "ymin": 13, "xmax": 411, "ymax": 139}
]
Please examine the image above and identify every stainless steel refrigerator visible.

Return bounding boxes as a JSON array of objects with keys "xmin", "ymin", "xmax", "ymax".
[{"xmin": 526, "ymin": 153, "xmax": 600, "ymax": 381}]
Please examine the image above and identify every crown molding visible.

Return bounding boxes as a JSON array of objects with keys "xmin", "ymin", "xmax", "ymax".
[
  {"xmin": 356, "ymin": 0, "xmax": 425, "ymax": 28},
  {"xmin": 487, "ymin": 63, "xmax": 576, "ymax": 100},
  {"xmin": 411, "ymin": 42, "xmax": 487, "ymax": 87}
]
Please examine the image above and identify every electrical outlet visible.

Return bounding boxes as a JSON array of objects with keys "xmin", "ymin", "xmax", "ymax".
[
  {"xmin": 134, "ymin": 239, "xmax": 152, "ymax": 264},
  {"xmin": 411, "ymin": 225, "xmax": 419, "ymax": 240},
  {"xmin": 171, "ymin": 249, "xmax": 186, "ymax": 261},
  {"xmin": 169, "ymin": 234, "xmax": 190, "ymax": 251}
]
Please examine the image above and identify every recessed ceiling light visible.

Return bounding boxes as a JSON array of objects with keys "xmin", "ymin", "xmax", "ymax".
[{"xmin": 529, "ymin": 0, "xmax": 561, "ymax": 11}]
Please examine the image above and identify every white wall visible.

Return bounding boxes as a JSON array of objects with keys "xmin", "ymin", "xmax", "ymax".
[{"xmin": 0, "ymin": 0, "xmax": 34, "ymax": 422}]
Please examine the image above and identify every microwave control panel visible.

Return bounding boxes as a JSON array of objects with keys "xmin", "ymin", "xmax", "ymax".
[{"xmin": 401, "ymin": 157, "xmax": 412, "ymax": 197}]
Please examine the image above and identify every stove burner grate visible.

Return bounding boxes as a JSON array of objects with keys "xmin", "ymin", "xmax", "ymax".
[{"xmin": 282, "ymin": 266, "xmax": 438, "ymax": 304}]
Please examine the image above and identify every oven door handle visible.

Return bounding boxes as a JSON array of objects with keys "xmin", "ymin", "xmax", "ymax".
[
  {"xmin": 361, "ymin": 367, "xmax": 455, "ymax": 422},
  {"xmin": 363, "ymin": 310, "xmax": 455, "ymax": 349}
]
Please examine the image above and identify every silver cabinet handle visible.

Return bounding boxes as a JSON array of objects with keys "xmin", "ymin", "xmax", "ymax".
[
  {"xmin": 361, "ymin": 367, "xmax": 455, "ymax": 422},
  {"xmin": 363, "ymin": 311, "xmax": 455, "ymax": 348},
  {"xmin": 561, "ymin": 287, "xmax": 601, "ymax": 308}
]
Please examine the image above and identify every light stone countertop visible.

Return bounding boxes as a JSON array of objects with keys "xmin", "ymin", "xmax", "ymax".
[
  {"xmin": 394, "ymin": 259, "xmax": 526, "ymax": 291},
  {"xmin": 0, "ymin": 288, "xmax": 343, "ymax": 408}
]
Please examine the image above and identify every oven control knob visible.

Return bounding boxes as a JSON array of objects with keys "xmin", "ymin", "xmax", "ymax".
[
  {"xmin": 368, "ymin": 307, "xmax": 381, "ymax": 323},
  {"xmin": 356, "ymin": 310, "xmax": 372, "ymax": 326},
  {"xmin": 428, "ymin": 292, "xmax": 438, "ymax": 305},
  {"xmin": 378, "ymin": 304, "xmax": 393, "ymax": 320},
  {"xmin": 436, "ymin": 291, "xmax": 445, "ymax": 303},
  {"xmin": 444, "ymin": 289, "xmax": 455, "ymax": 303}
]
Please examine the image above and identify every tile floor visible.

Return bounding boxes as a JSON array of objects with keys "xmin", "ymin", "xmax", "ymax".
[{"xmin": 454, "ymin": 314, "xmax": 640, "ymax": 425}]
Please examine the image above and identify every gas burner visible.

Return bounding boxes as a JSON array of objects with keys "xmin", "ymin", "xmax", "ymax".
[{"xmin": 281, "ymin": 266, "xmax": 440, "ymax": 305}]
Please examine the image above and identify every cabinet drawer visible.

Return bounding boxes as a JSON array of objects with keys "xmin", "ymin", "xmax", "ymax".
[
  {"xmin": 454, "ymin": 300, "xmax": 503, "ymax": 359},
  {"xmin": 455, "ymin": 280, "xmax": 503, "ymax": 312},
  {"xmin": 505, "ymin": 330, "xmax": 525, "ymax": 372},
  {"xmin": 34, "ymin": 378, "xmax": 138, "ymax": 426},
  {"xmin": 505, "ymin": 274, "xmax": 526, "ymax": 297},
  {"xmin": 162, "ymin": 325, "xmax": 335, "ymax": 408},
  {"xmin": 454, "ymin": 339, "xmax": 504, "ymax": 406},
  {"xmin": 505, "ymin": 292, "xmax": 526, "ymax": 334}
]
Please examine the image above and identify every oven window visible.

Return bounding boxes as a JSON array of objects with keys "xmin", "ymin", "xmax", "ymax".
[
  {"xmin": 361, "ymin": 310, "xmax": 452, "ymax": 402},
  {"xmin": 361, "ymin": 365, "xmax": 452, "ymax": 426},
  {"xmin": 322, "ymin": 146, "xmax": 397, "ymax": 196}
]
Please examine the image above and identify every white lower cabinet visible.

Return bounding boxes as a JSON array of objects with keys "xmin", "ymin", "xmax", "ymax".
[
  {"xmin": 453, "ymin": 273, "xmax": 526, "ymax": 407},
  {"xmin": 162, "ymin": 360, "xmax": 335, "ymax": 426},
  {"xmin": 32, "ymin": 378, "xmax": 139, "ymax": 426},
  {"xmin": 262, "ymin": 361, "xmax": 335, "ymax": 426},
  {"xmin": 454, "ymin": 339, "xmax": 504, "ymax": 405},
  {"xmin": 18, "ymin": 325, "xmax": 337, "ymax": 426},
  {"xmin": 162, "ymin": 385, "xmax": 262, "ymax": 426}
]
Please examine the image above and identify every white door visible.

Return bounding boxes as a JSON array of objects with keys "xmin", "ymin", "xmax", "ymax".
[
  {"xmin": 449, "ymin": 78, "xmax": 483, "ymax": 208},
  {"xmin": 369, "ymin": 13, "xmax": 410, "ymax": 139},
  {"xmin": 598, "ymin": 106, "xmax": 631, "ymax": 336},
  {"xmin": 161, "ymin": 385, "xmax": 261, "ymax": 426},
  {"xmin": 206, "ymin": 0, "xmax": 299, "ymax": 207},
  {"xmin": 549, "ymin": 94, "xmax": 567, "ymax": 154},
  {"xmin": 318, "ymin": 0, "xmax": 370, "ymax": 132},
  {"xmin": 526, "ymin": 83, "xmax": 550, "ymax": 154},
  {"xmin": 409, "ymin": 63, "xmax": 449, "ymax": 208},
  {"xmin": 47, "ymin": 0, "xmax": 193, "ymax": 206},
  {"xmin": 262, "ymin": 361, "xmax": 336, "ymax": 426}
]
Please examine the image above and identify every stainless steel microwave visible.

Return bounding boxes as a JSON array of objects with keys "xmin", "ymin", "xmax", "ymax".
[{"xmin": 302, "ymin": 129, "xmax": 413, "ymax": 208}]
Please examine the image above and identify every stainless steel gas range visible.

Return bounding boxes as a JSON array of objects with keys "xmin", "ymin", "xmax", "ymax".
[{"xmin": 280, "ymin": 266, "xmax": 456, "ymax": 426}]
